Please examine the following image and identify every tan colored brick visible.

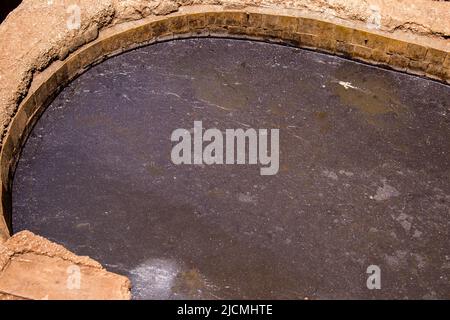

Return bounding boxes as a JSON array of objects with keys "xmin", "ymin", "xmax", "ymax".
[
  {"xmin": 187, "ymin": 13, "xmax": 207, "ymax": 30},
  {"xmin": 352, "ymin": 29, "xmax": 371, "ymax": 46},
  {"xmin": 298, "ymin": 18, "xmax": 320, "ymax": 34},
  {"xmin": 100, "ymin": 35, "xmax": 124, "ymax": 56},
  {"xmin": 151, "ymin": 20, "xmax": 171, "ymax": 38},
  {"xmin": 261, "ymin": 14, "xmax": 281, "ymax": 31},
  {"xmin": 225, "ymin": 12, "xmax": 249, "ymax": 27},
  {"xmin": 168, "ymin": 15, "xmax": 189, "ymax": 34},
  {"xmin": 408, "ymin": 59, "xmax": 429, "ymax": 73},
  {"xmin": 246, "ymin": 26, "xmax": 266, "ymax": 38},
  {"xmin": 207, "ymin": 25, "xmax": 228, "ymax": 35},
  {"xmin": 214, "ymin": 12, "xmax": 246, "ymax": 27},
  {"xmin": 21, "ymin": 93, "xmax": 38, "ymax": 119},
  {"xmin": 336, "ymin": 41, "xmax": 354, "ymax": 56},
  {"xmin": 203, "ymin": 12, "xmax": 217, "ymax": 27},
  {"xmin": 279, "ymin": 30, "xmax": 297, "ymax": 42},
  {"xmin": 334, "ymin": 25, "xmax": 353, "ymax": 42},
  {"xmin": 33, "ymin": 73, "xmax": 58, "ymax": 110},
  {"xmin": 259, "ymin": 14, "xmax": 297, "ymax": 32},
  {"xmin": 0, "ymin": 231, "xmax": 131, "ymax": 300},
  {"xmin": 442, "ymin": 66, "xmax": 450, "ymax": 80},
  {"xmin": 443, "ymin": 53, "xmax": 450, "ymax": 68},
  {"xmin": 262, "ymin": 28, "xmax": 284, "ymax": 39},
  {"xmin": 425, "ymin": 48, "xmax": 447, "ymax": 65},
  {"xmin": 65, "ymin": 52, "xmax": 82, "ymax": 80},
  {"xmin": 247, "ymin": 12, "xmax": 263, "ymax": 28},
  {"xmin": 78, "ymin": 42, "xmax": 104, "ymax": 69},
  {"xmin": 316, "ymin": 37, "xmax": 336, "ymax": 52},
  {"xmin": 405, "ymin": 43, "xmax": 428, "ymax": 60},
  {"xmin": 7, "ymin": 109, "xmax": 27, "ymax": 150},
  {"xmin": 371, "ymin": 49, "xmax": 390, "ymax": 64},
  {"xmin": 353, "ymin": 44, "xmax": 373, "ymax": 60},
  {"xmin": 386, "ymin": 39, "xmax": 408, "ymax": 55},
  {"xmin": 228, "ymin": 26, "xmax": 247, "ymax": 36},
  {"xmin": 134, "ymin": 23, "xmax": 156, "ymax": 43},
  {"xmin": 316, "ymin": 21, "xmax": 335, "ymax": 37},
  {"xmin": 295, "ymin": 33, "xmax": 318, "ymax": 48},
  {"xmin": 389, "ymin": 54, "xmax": 410, "ymax": 69},
  {"xmin": 426, "ymin": 63, "xmax": 446, "ymax": 78},
  {"xmin": 278, "ymin": 15, "xmax": 299, "ymax": 32},
  {"xmin": 54, "ymin": 63, "xmax": 69, "ymax": 89}
]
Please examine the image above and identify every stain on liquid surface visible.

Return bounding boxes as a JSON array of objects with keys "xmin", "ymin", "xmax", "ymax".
[{"xmin": 13, "ymin": 39, "xmax": 450, "ymax": 299}]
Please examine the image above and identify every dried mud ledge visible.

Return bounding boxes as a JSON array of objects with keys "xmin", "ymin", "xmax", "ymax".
[{"xmin": 0, "ymin": 2, "xmax": 449, "ymax": 299}]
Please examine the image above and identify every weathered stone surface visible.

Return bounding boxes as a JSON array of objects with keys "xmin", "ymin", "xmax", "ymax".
[
  {"xmin": 0, "ymin": 231, "xmax": 131, "ymax": 300},
  {"xmin": 0, "ymin": 0, "xmax": 448, "ymax": 300}
]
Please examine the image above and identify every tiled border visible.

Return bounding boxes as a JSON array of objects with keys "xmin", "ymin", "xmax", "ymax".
[{"xmin": 0, "ymin": 7, "xmax": 449, "ymax": 242}]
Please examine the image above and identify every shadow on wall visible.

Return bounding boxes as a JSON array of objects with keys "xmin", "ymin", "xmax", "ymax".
[{"xmin": 0, "ymin": 1, "xmax": 22, "ymax": 24}]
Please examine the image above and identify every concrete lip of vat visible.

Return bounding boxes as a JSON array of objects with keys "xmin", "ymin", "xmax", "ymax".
[{"xmin": 12, "ymin": 38, "xmax": 450, "ymax": 299}]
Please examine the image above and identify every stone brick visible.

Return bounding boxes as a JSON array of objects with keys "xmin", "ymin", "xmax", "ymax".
[
  {"xmin": 352, "ymin": 30, "xmax": 389, "ymax": 52},
  {"xmin": 352, "ymin": 29, "xmax": 371, "ymax": 46},
  {"xmin": 424, "ymin": 48, "xmax": 447, "ymax": 65},
  {"xmin": 228, "ymin": 26, "xmax": 247, "ymax": 36},
  {"xmin": 78, "ymin": 41, "xmax": 105, "ymax": 70},
  {"xmin": 151, "ymin": 20, "xmax": 172, "ymax": 38},
  {"xmin": 224, "ymin": 12, "xmax": 248, "ymax": 27},
  {"xmin": 7, "ymin": 109, "xmax": 27, "ymax": 151},
  {"xmin": 261, "ymin": 14, "xmax": 280, "ymax": 31},
  {"xmin": 298, "ymin": 18, "xmax": 320, "ymax": 34},
  {"xmin": 353, "ymin": 44, "xmax": 373, "ymax": 60},
  {"xmin": 442, "ymin": 66, "xmax": 450, "ymax": 80},
  {"xmin": 278, "ymin": 15, "xmax": 299, "ymax": 32},
  {"xmin": 54, "ymin": 63, "xmax": 70, "ymax": 89},
  {"xmin": 207, "ymin": 25, "xmax": 228, "ymax": 36},
  {"xmin": 0, "ymin": 140, "xmax": 13, "ymax": 187},
  {"xmin": 371, "ymin": 49, "xmax": 390, "ymax": 64},
  {"xmin": 212, "ymin": 12, "xmax": 227, "ymax": 26},
  {"xmin": 366, "ymin": 33, "xmax": 390, "ymax": 50},
  {"xmin": 405, "ymin": 43, "xmax": 428, "ymax": 60},
  {"xmin": 314, "ymin": 20, "xmax": 335, "ymax": 39},
  {"xmin": 100, "ymin": 35, "xmax": 124, "ymax": 57},
  {"xmin": 0, "ymin": 221, "xmax": 9, "ymax": 244},
  {"xmin": 386, "ymin": 39, "xmax": 408, "ymax": 55},
  {"xmin": 261, "ymin": 14, "xmax": 297, "ymax": 32},
  {"xmin": 389, "ymin": 54, "xmax": 410, "ymax": 69},
  {"xmin": 21, "ymin": 94, "xmax": 38, "ymax": 119},
  {"xmin": 443, "ymin": 53, "xmax": 450, "ymax": 69},
  {"xmin": 168, "ymin": 15, "xmax": 189, "ymax": 34},
  {"xmin": 247, "ymin": 12, "xmax": 263, "ymax": 28},
  {"xmin": 187, "ymin": 13, "xmax": 207, "ymax": 30},
  {"xmin": 0, "ymin": 292, "xmax": 24, "ymax": 300},
  {"xmin": 281, "ymin": 30, "xmax": 299, "ymax": 45},
  {"xmin": 336, "ymin": 41, "xmax": 354, "ymax": 56},
  {"xmin": 296, "ymin": 33, "xmax": 318, "ymax": 48},
  {"xmin": 33, "ymin": 75, "xmax": 56, "ymax": 112},
  {"xmin": 334, "ymin": 25, "xmax": 353, "ymax": 43},
  {"xmin": 408, "ymin": 59, "xmax": 429, "ymax": 73},
  {"xmin": 426, "ymin": 63, "xmax": 446, "ymax": 78},
  {"xmin": 316, "ymin": 37, "xmax": 336, "ymax": 53},
  {"xmin": 246, "ymin": 27, "xmax": 264, "ymax": 38}
]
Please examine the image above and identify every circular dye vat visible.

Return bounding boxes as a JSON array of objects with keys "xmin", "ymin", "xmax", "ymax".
[{"xmin": 13, "ymin": 38, "xmax": 450, "ymax": 299}]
